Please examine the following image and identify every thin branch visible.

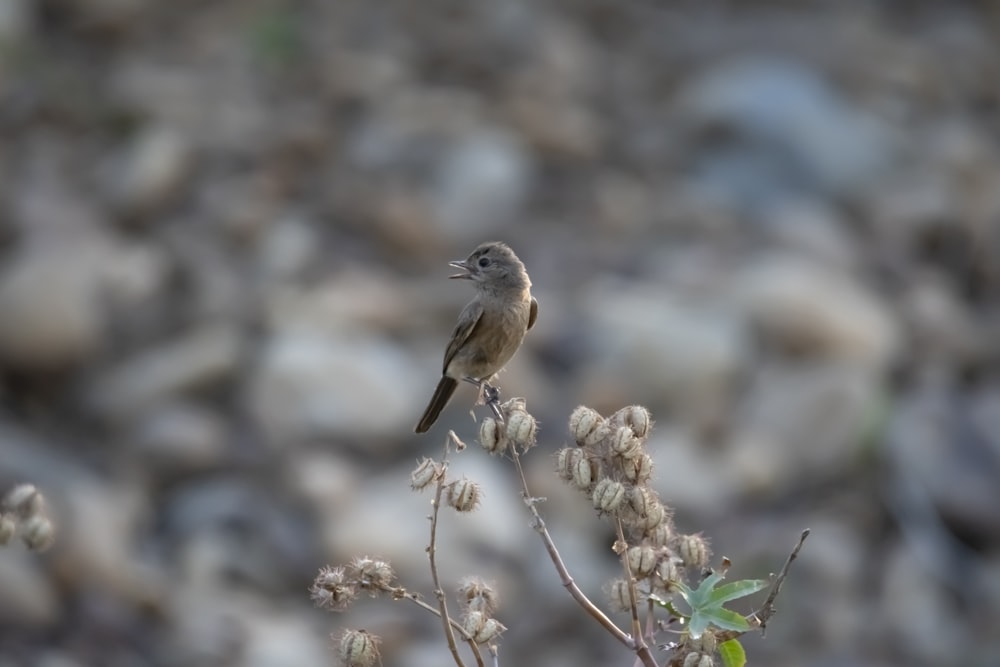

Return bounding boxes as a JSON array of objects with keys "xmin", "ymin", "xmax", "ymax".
[
  {"xmin": 509, "ymin": 447, "xmax": 658, "ymax": 667},
  {"xmin": 428, "ymin": 448, "xmax": 472, "ymax": 667},
  {"xmin": 614, "ymin": 518, "xmax": 647, "ymax": 653},
  {"xmin": 756, "ymin": 528, "xmax": 810, "ymax": 634}
]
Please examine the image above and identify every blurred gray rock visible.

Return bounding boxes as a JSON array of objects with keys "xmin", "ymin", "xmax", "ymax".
[
  {"xmin": 734, "ymin": 254, "xmax": 900, "ymax": 368},
  {"xmin": 0, "ymin": 248, "xmax": 106, "ymax": 371},
  {"xmin": 759, "ymin": 198, "xmax": 859, "ymax": 270},
  {"xmin": 247, "ymin": 332, "xmax": 419, "ymax": 443},
  {"xmin": 87, "ymin": 325, "xmax": 243, "ymax": 421},
  {"xmin": 431, "ymin": 130, "xmax": 533, "ymax": 239},
  {"xmin": 132, "ymin": 402, "xmax": 229, "ymax": 475},
  {"xmin": 582, "ymin": 282, "xmax": 749, "ymax": 425},
  {"xmin": 106, "ymin": 124, "xmax": 193, "ymax": 218},
  {"xmin": 676, "ymin": 57, "xmax": 899, "ymax": 203},
  {"xmin": 0, "ymin": 0, "xmax": 33, "ymax": 43},
  {"xmin": 726, "ymin": 362, "xmax": 881, "ymax": 491}
]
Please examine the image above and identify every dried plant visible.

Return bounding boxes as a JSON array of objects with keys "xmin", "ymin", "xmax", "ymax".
[{"xmin": 311, "ymin": 400, "xmax": 806, "ymax": 667}]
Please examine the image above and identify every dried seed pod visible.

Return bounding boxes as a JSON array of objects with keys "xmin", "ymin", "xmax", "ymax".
[
  {"xmin": 611, "ymin": 426, "xmax": 641, "ymax": 459},
  {"xmin": 572, "ymin": 456, "xmax": 595, "ymax": 490},
  {"xmin": 479, "ymin": 418, "xmax": 507, "ymax": 455},
  {"xmin": 646, "ymin": 519, "xmax": 673, "ymax": 546},
  {"xmin": 678, "ymin": 533, "xmax": 710, "ymax": 569},
  {"xmin": 410, "ymin": 458, "xmax": 439, "ymax": 491},
  {"xmin": 3, "ymin": 484, "xmax": 43, "ymax": 519},
  {"xmin": 474, "ymin": 617, "xmax": 506, "ymax": 644},
  {"xmin": 339, "ymin": 629, "xmax": 379, "ymax": 667},
  {"xmin": 608, "ymin": 578, "xmax": 631, "ymax": 612},
  {"xmin": 592, "ymin": 479, "xmax": 625, "ymax": 512},
  {"xmin": 458, "ymin": 576, "xmax": 499, "ymax": 615},
  {"xmin": 505, "ymin": 410, "xmax": 537, "ymax": 450},
  {"xmin": 351, "ymin": 556, "xmax": 395, "ymax": 591},
  {"xmin": 311, "ymin": 565, "xmax": 358, "ymax": 610},
  {"xmin": 20, "ymin": 516, "xmax": 54, "ymax": 552},
  {"xmin": 622, "ymin": 453, "xmax": 653, "ymax": 483},
  {"xmin": 626, "ymin": 545, "xmax": 658, "ymax": 578},
  {"xmin": 569, "ymin": 406, "xmax": 607, "ymax": 447},
  {"xmin": 612, "ymin": 405, "xmax": 652, "ymax": 438},
  {"xmin": 447, "ymin": 478, "xmax": 482, "ymax": 513},
  {"xmin": 0, "ymin": 514, "xmax": 15, "ymax": 546}
]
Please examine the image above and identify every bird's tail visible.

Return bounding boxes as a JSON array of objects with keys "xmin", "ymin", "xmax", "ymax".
[{"xmin": 414, "ymin": 377, "xmax": 458, "ymax": 433}]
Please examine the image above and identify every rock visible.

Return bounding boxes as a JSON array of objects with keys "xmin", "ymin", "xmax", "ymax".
[
  {"xmin": 246, "ymin": 332, "xmax": 420, "ymax": 443},
  {"xmin": 734, "ymin": 254, "xmax": 900, "ymax": 368},
  {"xmin": 131, "ymin": 402, "xmax": 229, "ymax": 475},
  {"xmin": 431, "ymin": 130, "xmax": 533, "ymax": 239},
  {"xmin": 758, "ymin": 198, "xmax": 859, "ymax": 270},
  {"xmin": 86, "ymin": 325, "xmax": 243, "ymax": 421},
  {"xmin": 255, "ymin": 216, "xmax": 321, "ymax": 282},
  {"xmin": 726, "ymin": 362, "xmax": 882, "ymax": 491},
  {"xmin": 581, "ymin": 282, "xmax": 749, "ymax": 426},
  {"xmin": 0, "ymin": 248, "xmax": 105, "ymax": 371},
  {"xmin": 0, "ymin": 0, "xmax": 33, "ymax": 43},
  {"xmin": 107, "ymin": 124, "xmax": 192, "ymax": 218},
  {"xmin": 675, "ymin": 56, "xmax": 898, "ymax": 202}
]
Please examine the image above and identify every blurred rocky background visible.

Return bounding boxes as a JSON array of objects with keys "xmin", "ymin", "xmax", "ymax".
[{"xmin": 1, "ymin": 0, "xmax": 999, "ymax": 666}]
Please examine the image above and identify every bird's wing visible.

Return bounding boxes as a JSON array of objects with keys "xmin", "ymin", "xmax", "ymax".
[
  {"xmin": 442, "ymin": 299, "xmax": 485, "ymax": 374},
  {"xmin": 528, "ymin": 297, "xmax": 538, "ymax": 330}
]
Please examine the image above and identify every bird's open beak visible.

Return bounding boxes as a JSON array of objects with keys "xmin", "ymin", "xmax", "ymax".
[{"xmin": 448, "ymin": 260, "xmax": 475, "ymax": 279}]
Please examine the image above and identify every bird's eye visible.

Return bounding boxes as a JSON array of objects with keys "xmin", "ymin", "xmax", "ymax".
[{"xmin": 478, "ymin": 257, "xmax": 490, "ymax": 268}]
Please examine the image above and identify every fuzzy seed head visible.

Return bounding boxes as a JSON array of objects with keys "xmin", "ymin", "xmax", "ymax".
[
  {"xmin": 350, "ymin": 556, "xmax": 394, "ymax": 592},
  {"xmin": 639, "ymin": 499, "xmax": 667, "ymax": 531},
  {"xmin": 556, "ymin": 447, "xmax": 578, "ymax": 480},
  {"xmin": 608, "ymin": 578, "xmax": 631, "ymax": 612},
  {"xmin": 0, "ymin": 514, "xmax": 15, "ymax": 546},
  {"xmin": 3, "ymin": 484, "xmax": 43, "ymax": 519},
  {"xmin": 622, "ymin": 452, "xmax": 654, "ymax": 483},
  {"xmin": 410, "ymin": 458, "xmax": 439, "ymax": 491},
  {"xmin": 698, "ymin": 654, "xmax": 715, "ymax": 667},
  {"xmin": 475, "ymin": 617, "xmax": 506, "ymax": 644},
  {"xmin": 646, "ymin": 519, "xmax": 673, "ymax": 546},
  {"xmin": 505, "ymin": 410, "xmax": 537, "ymax": 450},
  {"xmin": 657, "ymin": 557, "xmax": 682, "ymax": 592},
  {"xmin": 627, "ymin": 545, "xmax": 658, "ymax": 578},
  {"xmin": 478, "ymin": 417, "xmax": 506, "ymax": 455},
  {"xmin": 592, "ymin": 478, "xmax": 625, "ymax": 512},
  {"xmin": 447, "ymin": 478, "xmax": 482, "ymax": 512},
  {"xmin": 679, "ymin": 534, "xmax": 710, "ymax": 569},
  {"xmin": 338, "ymin": 629, "xmax": 379, "ymax": 667},
  {"xmin": 611, "ymin": 426, "xmax": 641, "ymax": 459},
  {"xmin": 569, "ymin": 406, "xmax": 607, "ymax": 447},
  {"xmin": 311, "ymin": 565, "xmax": 358, "ymax": 611},
  {"xmin": 683, "ymin": 653, "xmax": 701, "ymax": 667},
  {"xmin": 572, "ymin": 456, "xmax": 595, "ymax": 490},
  {"xmin": 613, "ymin": 405, "xmax": 652, "ymax": 439},
  {"xmin": 20, "ymin": 516, "xmax": 54, "ymax": 552},
  {"xmin": 458, "ymin": 576, "xmax": 499, "ymax": 615}
]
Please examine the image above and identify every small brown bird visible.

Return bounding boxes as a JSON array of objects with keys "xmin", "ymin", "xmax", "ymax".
[{"xmin": 415, "ymin": 241, "xmax": 538, "ymax": 433}]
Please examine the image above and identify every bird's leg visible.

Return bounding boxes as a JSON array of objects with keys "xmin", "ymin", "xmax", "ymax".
[
  {"xmin": 461, "ymin": 376, "xmax": 505, "ymax": 422},
  {"xmin": 483, "ymin": 382, "xmax": 504, "ymax": 422}
]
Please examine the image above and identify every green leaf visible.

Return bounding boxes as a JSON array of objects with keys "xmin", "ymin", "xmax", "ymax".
[
  {"xmin": 688, "ymin": 610, "xmax": 711, "ymax": 639},
  {"xmin": 708, "ymin": 579, "xmax": 768, "ymax": 605},
  {"xmin": 719, "ymin": 639, "xmax": 747, "ymax": 667},
  {"xmin": 700, "ymin": 606, "xmax": 751, "ymax": 632},
  {"xmin": 686, "ymin": 571, "xmax": 726, "ymax": 607}
]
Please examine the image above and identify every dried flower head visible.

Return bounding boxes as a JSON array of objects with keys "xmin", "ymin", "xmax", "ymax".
[
  {"xmin": 611, "ymin": 426, "xmax": 641, "ymax": 460},
  {"xmin": 410, "ymin": 458, "xmax": 439, "ymax": 491},
  {"xmin": 572, "ymin": 455, "xmax": 596, "ymax": 491},
  {"xmin": 505, "ymin": 409, "xmax": 537, "ymax": 451},
  {"xmin": 447, "ymin": 478, "xmax": 482, "ymax": 513},
  {"xmin": 612, "ymin": 405, "xmax": 652, "ymax": 439},
  {"xmin": 3, "ymin": 484, "xmax": 44, "ymax": 520},
  {"xmin": 627, "ymin": 545, "xmax": 659, "ymax": 578},
  {"xmin": 458, "ymin": 576, "xmax": 499, "ymax": 615},
  {"xmin": 678, "ymin": 534, "xmax": 711, "ymax": 570},
  {"xmin": 338, "ymin": 629, "xmax": 380, "ymax": 667},
  {"xmin": 20, "ymin": 516, "xmax": 54, "ymax": 552},
  {"xmin": 607, "ymin": 578, "xmax": 631, "ymax": 612},
  {"xmin": 592, "ymin": 479, "xmax": 625, "ymax": 513},
  {"xmin": 0, "ymin": 514, "xmax": 15, "ymax": 546},
  {"xmin": 621, "ymin": 452, "xmax": 654, "ymax": 484},
  {"xmin": 479, "ymin": 418, "xmax": 507, "ymax": 455},
  {"xmin": 311, "ymin": 565, "xmax": 359, "ymax": 611},
  {"xmin": 569, "ymin": 406, "xmax": 608, "ymax": 447},
  {"xmin": 350, "ymin": 556, "xmax": 395, "ymax": 593}
]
